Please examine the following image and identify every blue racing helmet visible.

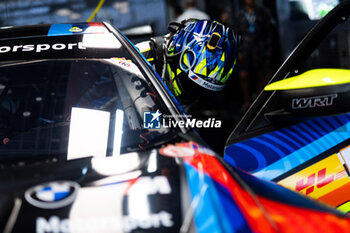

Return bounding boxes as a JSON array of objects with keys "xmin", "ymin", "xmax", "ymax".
[{"xmin": 165, "ymin": 19, "xmax": 239, "ymax": 101}]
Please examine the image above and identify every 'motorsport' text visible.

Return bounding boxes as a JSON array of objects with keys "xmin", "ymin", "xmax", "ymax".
[{"xmin": 0, "ymin": 42, "xmax": 86, "ymax": 53}]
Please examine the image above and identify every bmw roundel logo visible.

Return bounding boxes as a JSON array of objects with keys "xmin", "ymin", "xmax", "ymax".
[{"xmin": 24, "ymin": 181, "xmax": 80, "ymax": 209}]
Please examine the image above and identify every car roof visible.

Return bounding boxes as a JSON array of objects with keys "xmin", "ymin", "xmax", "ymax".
[
  {"xmin": 0, "ymin": 22, "xmax": 110, "ymax": 40},
  {"xmin": 0, "ymin": 22, "xmax": 126, "ymax": 61}
]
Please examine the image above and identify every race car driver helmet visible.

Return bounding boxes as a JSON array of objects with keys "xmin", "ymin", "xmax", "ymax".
[{"xmin": 165, "ymin": 19, "xmax": 239, "ymax": 102}]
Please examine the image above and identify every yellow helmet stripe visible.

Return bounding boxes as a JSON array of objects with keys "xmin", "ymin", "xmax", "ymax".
[
  {"xmin": 167, "ymin": 64, "xmax": 181, "ymax": 96},
  {"xmin": 195, "ymin": 46, "xmax": 207, "ymax": 76},
  {"xmin": 183, "ymin": 53, "xmax": 189, "ymax": 67},
  {"xmin": 218, "ymin": 65, "xmax": 226, "ymax": 81},
  {"xmin": 167, "ymin": 64, "xmax": 174, "ymax": 79},
  {"xmin": 217, "ymin": 52, "xmax": 226, "ymax": 80},
  {"xmin": 265, "ymin": 69, "xmax": 350, "ymax": 91},
  {"xmin": 195, "ymin": 58, "xmax": 207, "ymax": 76},
  {"xmin": 172, "ymin": 79, "xmax": 182, "ymax": 96},
  {"xmin": 221, "ymin": 67, "xmax": 233, "ymax": 83},
  {"xmin": 221, "ymin": 51, "xmax": 225, "ymax": 62},
  {"xmin": 209, "ymin": 65, "xmax": 220, "ymax": 78},
  {"xmin": 177, "ymin": 68, "xmax": 182, "ymax": 75}
]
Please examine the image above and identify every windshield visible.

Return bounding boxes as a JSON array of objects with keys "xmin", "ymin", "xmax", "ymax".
[{"xmin": 0, "ymin": 58, "xmax": 173, "ymax": 165}]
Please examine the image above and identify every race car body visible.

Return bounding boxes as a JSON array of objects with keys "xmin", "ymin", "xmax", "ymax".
[
  {"xmin": 4, "ymin": 141, "xmax": 350, "ymax": 233},
  {"xmin": 225, "ymin": 0, "xmax": 350, "ymax": 213},
  {"xmin": 0, "ymin": 22, "xmax": 349, "ymax": 233}
]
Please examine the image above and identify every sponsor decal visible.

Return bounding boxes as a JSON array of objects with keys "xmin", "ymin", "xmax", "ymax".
[
  {"xmin": 112, "ymin": 58, "xmax": 131, "ymax": 67},
  {"xmin": 278, "ymin": 154, "xmax": 348, "ymax": 199},
  {"xmin": 25, "ymin": 181, "xmax": 79, "ymax": 209},
  {"xmin": 107, "ymin": 58, "xmax": 143, "ymax": 77},
  {"xmin": 188, "ymin": 70, "xmax": 224, "ymax": 91},
  {"xmin": 292, "ymin": 94, "xmax": 337, "ymax": 109},
  {"xmin": 295, "ymin": 167, "xmax": 335, "ymax": 195},
  {"xmin": 0, "ymin": 42, "xmax": 86, "ymax": 53},
  {"xmin": 143, "ymin": 111, "xmax": 221, "ymax": 129},
  {"xmin": 36, "ymin": 212, "xmax": 174, "ymax": 233},
  {"xmin": 69, "ymin": 27, "xmax": 83, "ymax": 33}
]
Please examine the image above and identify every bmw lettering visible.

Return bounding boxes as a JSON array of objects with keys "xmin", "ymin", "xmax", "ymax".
[{"xmin": 25, "ymin": 181, "xmax": 80, "ymax": 209}]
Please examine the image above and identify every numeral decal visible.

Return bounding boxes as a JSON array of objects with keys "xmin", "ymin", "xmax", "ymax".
[{"xmin": 295, "ymin": 168, "xmax": 334, "ymax": 195}]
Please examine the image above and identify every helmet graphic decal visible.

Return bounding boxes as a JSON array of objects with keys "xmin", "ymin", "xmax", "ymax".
[{"xmin": 165, "ymin": 19, "xmax": 239, "ymax": 95}]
